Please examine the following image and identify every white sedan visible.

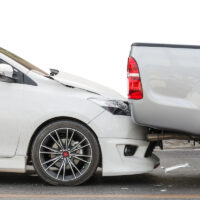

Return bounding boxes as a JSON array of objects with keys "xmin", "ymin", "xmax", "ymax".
[{"xmin": 0, "ymin": 47, "xmax": 159, "ymax": 186}]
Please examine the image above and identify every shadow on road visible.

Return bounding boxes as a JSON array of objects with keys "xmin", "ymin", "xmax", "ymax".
[
  {"xmin": 0, "ymin": 170, "xmax": 199, "ymax": 191},
  {"xmin": 0, "ymin": 151, "xmax": 200, "ymax": 195}
]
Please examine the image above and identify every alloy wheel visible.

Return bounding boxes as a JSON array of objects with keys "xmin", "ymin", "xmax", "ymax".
[{"xmin": 39, "ymin": 128, "xmax": 92, "ymax": 182}]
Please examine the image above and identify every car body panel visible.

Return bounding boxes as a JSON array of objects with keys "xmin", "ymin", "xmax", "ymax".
[
  {"xmin": 0, "ymin": 48, "xmax": 158, "ymax": 176},
  {"xmin": 0, "ymin": 156, "xmax": 26, "ymax": 173},
  {"xmin": 15, "ymin": 71, "xmax": 105, "ymax": 156},
  {"xmin": 129, "ymin": 43, "xmax": 200, "ymax": 135},
  {"xmin": 89, "ymin": 111, "xmax": 159, "ymax": 176},
  {"xmin": 99, "ymin": 138, "xmax": 159, "ymax": 176},
  {"xmin": 54, "ymin": 72, "xmax": 125, "ymax": 100},
  {"xmin": 0, "ymin": 81, "xmax": 23, "ymax": 157},
  {"xmin": 88, "ymin": 110, "xmax": 148, "ymax": 140}
]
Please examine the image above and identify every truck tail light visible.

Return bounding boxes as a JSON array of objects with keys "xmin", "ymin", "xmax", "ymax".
[{"xmin": 127, "ymin": 57, "xmax": 143, "ymax": 99}]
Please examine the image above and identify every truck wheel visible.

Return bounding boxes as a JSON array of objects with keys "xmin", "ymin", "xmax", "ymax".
[{"xmin": 32, "ymin": 120, "xmax": 100, "ymax": 186}]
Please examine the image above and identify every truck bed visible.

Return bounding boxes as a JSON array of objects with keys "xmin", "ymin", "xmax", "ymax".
[{"xmin": 128, "ymin": 43, "xmax": 200, "ymax": 135}]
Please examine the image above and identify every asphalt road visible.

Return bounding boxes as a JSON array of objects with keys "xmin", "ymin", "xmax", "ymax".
[{"xmin": 0, "ymin": 150, "xmax": 200, "ymax": 200}]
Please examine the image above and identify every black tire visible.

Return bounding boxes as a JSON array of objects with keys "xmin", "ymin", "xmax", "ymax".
[{"xmin": 32, "ymin": 120, "xmax": 100, "ymax": 186}]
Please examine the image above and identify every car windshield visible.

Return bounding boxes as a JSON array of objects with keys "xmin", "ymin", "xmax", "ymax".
[{"xmin": 0, "ymin": 47, "xmax": 48, "ymax": 76}]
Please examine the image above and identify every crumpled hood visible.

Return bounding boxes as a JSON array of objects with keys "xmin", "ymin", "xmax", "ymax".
[{"xmin": 54, "ymin": 72, "xmax": 125, "ymax": 100}]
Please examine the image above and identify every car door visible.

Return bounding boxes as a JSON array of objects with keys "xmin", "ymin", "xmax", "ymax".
[{"xmin": 0, "ymin": 59, "xmax": 23, "ymax": 157}]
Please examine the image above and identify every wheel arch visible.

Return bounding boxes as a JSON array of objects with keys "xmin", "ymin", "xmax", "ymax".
[{"xmin": 27, "ymin": 116, "xmax": 102, "ymax": 166}]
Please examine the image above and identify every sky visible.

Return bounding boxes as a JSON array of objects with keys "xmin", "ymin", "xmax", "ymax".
[{"xmin": 0, "ymin": 0, "xmax": 199, "ymax": 96}]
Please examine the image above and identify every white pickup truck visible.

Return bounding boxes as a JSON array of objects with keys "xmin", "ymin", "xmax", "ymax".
[{"xmin": 128, "ymin": 43, "xmax": 200, "ymax": 143}]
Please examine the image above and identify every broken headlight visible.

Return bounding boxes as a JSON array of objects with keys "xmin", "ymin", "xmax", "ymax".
[{"xmin": 88, "ymin": 97, "xmax": 131, "ymax": 116}]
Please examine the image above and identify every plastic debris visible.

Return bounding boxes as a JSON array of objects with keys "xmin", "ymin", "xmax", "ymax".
[
  {"xmin": 120, "ymin": 187, "xmax": 129, "ymax": 190},
  {"xmin": 154, "ymin": 184, "xmax": 163, "ymax": 187},
  {"xmin": 165, "ymin": 163, "xmax": 190, "ymax": 173},
  {"xmin": 168, "ymin": 185, "xmax": 173, "ymax": 188},
  {"xmin": 160, "ymin": 189, "xmax": 167, "ymax": 192}
]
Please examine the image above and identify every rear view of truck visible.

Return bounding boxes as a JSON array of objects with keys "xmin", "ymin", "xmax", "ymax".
[{"xmin": 128, "ymin": 43, "xmax": 200, "ymax": 136}]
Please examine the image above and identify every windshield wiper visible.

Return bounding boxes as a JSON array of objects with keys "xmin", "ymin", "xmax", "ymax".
[{"xmin": 45, "ymin": 75, "xmax": 54, "ymax": 80}]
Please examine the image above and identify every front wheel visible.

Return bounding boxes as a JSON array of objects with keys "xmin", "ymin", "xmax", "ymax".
[{"xmin": 32, "ymin": 120, "xmax": 100, "ymax": 186}]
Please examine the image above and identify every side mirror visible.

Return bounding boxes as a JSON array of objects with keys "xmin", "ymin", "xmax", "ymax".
[{"xmin": 0, "ymin": 63, "xmax": 15, "ymax": 83}]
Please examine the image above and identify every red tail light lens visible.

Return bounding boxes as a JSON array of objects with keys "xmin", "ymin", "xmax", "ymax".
[
  {"xmin": 127, "ymin": 57, "xmax": 139, "ymax": 73},
  {"xmin": 127, "ymin": 57, "xmax": 143, "ymax": 99},
  {"xmin": 128, "ymin": 76, "xmax": 143, "ymax": 99}
]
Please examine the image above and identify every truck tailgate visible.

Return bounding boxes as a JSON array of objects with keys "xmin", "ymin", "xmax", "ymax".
[{"xmin": 128, "ymin": 43, "xmax": 200, "ymax": 135}]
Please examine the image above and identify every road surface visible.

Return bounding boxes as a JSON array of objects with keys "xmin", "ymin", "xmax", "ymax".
[{"xmin": 0, "ymin": 150, "xmax": 200, "ymax": 200}]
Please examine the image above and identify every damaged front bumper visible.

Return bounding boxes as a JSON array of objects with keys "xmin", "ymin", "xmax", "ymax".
[
  {"xmin": 89, "ymin": 110, "xmax": 160, "ymax": 176},
  {"xmin": 99, "ymin": 138, "xmax": 160, "ymax": 176}
]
